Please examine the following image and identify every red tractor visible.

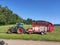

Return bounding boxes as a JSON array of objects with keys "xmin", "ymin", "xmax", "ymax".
[{"xmin": 26, "ymin": 21, "xmax": 54, "ymax": 35}]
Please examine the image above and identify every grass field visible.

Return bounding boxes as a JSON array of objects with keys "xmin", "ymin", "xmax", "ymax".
[{"xmin": 0, "ymin": 25, "xmax": 60, "ymax": 42}]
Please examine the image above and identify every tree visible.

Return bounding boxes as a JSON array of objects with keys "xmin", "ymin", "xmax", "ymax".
[
  {"xmin": 0, "ymin": 5, "xmax": 24, "ymax": 25},
  {"xmin": 25, "ymin": 18, "xmax": 32, "ymax": 24}
]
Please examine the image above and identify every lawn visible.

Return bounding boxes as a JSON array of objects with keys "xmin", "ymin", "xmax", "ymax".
[{"xmin": 0, "ymin": 25, "xmax": 60, "ymax": 42}]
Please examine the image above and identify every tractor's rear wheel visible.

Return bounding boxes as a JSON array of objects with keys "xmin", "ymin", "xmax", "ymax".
[
  {"xmin": 17, "ymin": 27, "xmax": 25, "ymax": 34},
  {"xmin": 7, "ymin": 29, "xmax": 12, "ymax": 34},
  {"xmin": 17, "ymin": 28, "xmax": 22, "ymax": 34}
]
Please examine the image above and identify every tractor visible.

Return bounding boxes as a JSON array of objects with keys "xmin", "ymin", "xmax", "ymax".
[
  {"xmin": 7, "ymin": 23, "xmax": 25, "ymax": 34},
  {"xmin": 26, "ymin": 21, "xmax": 54, "ymax": 35}
]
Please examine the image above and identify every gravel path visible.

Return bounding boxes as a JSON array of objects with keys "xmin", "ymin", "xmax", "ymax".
[{"xmin": 0, "ymin": 39, "xmax": 60, "ymax": 45}]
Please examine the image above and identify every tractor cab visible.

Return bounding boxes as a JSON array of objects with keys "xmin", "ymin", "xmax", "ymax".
[{"xmin": 16, "ymin": 23, "xmax": 23, "ymax": 28}]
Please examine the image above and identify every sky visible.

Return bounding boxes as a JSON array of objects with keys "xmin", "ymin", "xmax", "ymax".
[{"xmin": 0, "ymin": 0, "xmax": 60, "ymax": 24}]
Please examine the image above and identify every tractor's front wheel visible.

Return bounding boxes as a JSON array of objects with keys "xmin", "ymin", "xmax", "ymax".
[{"xmin": 7, "ymin": 29, "xmax": 12, "ymax": 34}]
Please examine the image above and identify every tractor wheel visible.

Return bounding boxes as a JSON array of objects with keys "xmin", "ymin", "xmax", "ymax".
[
  {"xmin": 7, "ymin": 29, "xmax": 12, "ymax": 34},
  {"xmin": 17, "ymin": 27, "xmax": 25, "ymax": 34}
]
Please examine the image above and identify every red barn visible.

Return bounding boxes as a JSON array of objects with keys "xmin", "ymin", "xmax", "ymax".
[{"xmin": 26, "ymin": 21, "xmax": 54, "ymax": 34}]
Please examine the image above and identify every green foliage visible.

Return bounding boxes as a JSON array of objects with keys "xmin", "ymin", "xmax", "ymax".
[
  {"xmin": 0, "ymin": 5, "xmax": 23, "ymax": 25},
  {"xmin": 24, "ymin": 18, "xmax": 32, "ymax": 24}
]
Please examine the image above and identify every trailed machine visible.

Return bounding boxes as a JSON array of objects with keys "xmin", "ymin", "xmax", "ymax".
[{"xmin": 26, "ymin": 21, "xmax": 54, "ymax": 34}]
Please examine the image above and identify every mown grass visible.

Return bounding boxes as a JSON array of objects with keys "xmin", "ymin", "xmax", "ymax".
[{"xmin": 0, "ymin": 25, "xmax": 60, "ymax": 42}]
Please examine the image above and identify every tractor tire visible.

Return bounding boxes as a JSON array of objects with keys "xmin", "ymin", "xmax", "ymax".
[
  {"xmin": 17, "ymin": 27, "xmax": 25, "ymax": 34},
  {"xmin": 7, "ymin": 29, "xmax": 12, "ymax": 34}
]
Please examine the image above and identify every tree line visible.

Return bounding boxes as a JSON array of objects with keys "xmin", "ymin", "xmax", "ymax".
[
  {"xmin": 0, "ymin": 5, "xmax": 37, "ymax": 25},
  {"xmin": 0, "ymin": 5, "xmax": 51, "ymax": 25},
  {"xmin": 0, "ymin": 5, "xmax": 23, "ymax": 25}
]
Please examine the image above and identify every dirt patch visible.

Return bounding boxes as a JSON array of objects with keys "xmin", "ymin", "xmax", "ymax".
[{"xmin": 0, "ymin": 39, "xmax": 60, "ymax": 45}]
